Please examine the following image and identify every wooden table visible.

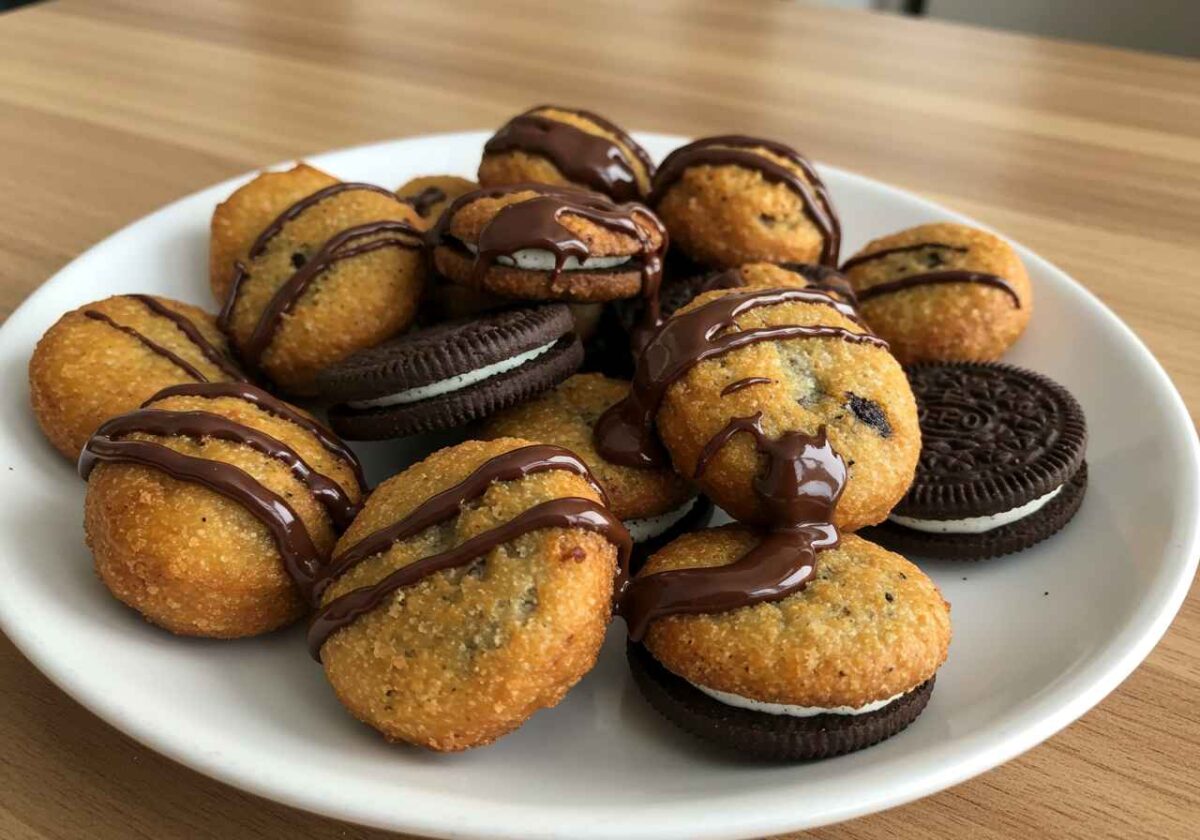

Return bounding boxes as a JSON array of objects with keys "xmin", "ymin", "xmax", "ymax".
[{"xmin": 1, "ymin": 1, "xmax": 1197, "ymax": 837}]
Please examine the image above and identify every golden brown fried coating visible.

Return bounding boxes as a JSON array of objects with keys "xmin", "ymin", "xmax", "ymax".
[
  {"xmin": 319, "ymin": 437, "xmax": 619, "ymax": 751},
  {"xmin": 478, "ymin": 106, "xmax": 653, "ymax": 199},
  {"xmin": 83, "ymin": 390, "xmax": 362, "ymax": 638},
  {"xmin": 396, "ymin": 175, "xmax": 478, "ymax": 226},
  {"xmin": 210, "ymin": 163, "xmax": 338, "ymax": 303},
  {"xmin": 655, "ymin": 288, "xmax": 919, "ymax": 530},
  {"xmin": 654, "ymin": 143, "xmax": 830, "ymax": 268},
  {"xmin": 29, "ymin": 294, "xmax": 242, "ymax": 460},
  {"xmin": 483, "ymin": 374, "xmax": 695, "ymax": 520},
  {"xmin": 432, "ymin": 187, "xmax": 664, "ymax": 302},
  {"xmin": 218, "ymin": 170, "xmax": 425, "ymax": 394},
  {"xmin": 642, "ymin": 528, "xmax": 951, "ymax": 708},
  {"xmin": 843, "ymin": 222, "xmax": 1032, "ymax": 364}
]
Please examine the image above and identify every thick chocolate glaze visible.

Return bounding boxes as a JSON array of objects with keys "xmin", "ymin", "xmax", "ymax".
[
  {"xmin": 307, "ymin": 496, "xmax": 630, "ymax": 659},
  {"xmin": 617, "ymin": 418, "xmax": 846, "ymax": 641},
  {"xmin": 222, "ymin": 219, "xmax": 423, "ymax": 369},
  {"xmin": 431, "ymin": 183, "xmax": 668, "ymax": 349},
  {"xmin": 649, "ymin": 135, "xmax": 841, "ymax": 265},
  {"xmin": 841, "ymin": 242, "xmax": 1020, "ymax": 307},
  {"xmin": 593, "ymin": 286, "xmax": 885, "ymax": 469},
  {"xmin": 79, "ymin": 420, "xmax": 325, "ymax": 594},
  {"xmin": 82, "ymin": 310, "xmax": 209, "ymax": 383},
  {"xmin": 484, "ymin": 106, "xmax": 650, "ymax": 202},
  {"xmin": 147, "ymin": 381, "xmax": 367, "ymax": 494},
  {"xmin": 128, "ymin": 295, "xmax": 244, "ymax": 380}
]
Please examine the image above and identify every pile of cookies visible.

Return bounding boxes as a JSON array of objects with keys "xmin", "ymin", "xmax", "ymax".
[{"xmin": 28, "ymin": 104, "xmax": 1087, "ymax": 757}]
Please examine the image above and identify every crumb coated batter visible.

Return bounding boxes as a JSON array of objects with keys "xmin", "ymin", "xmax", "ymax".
[
  {"xmin": 641, "ymin": 528, "xmax": 950, "ymax": 708},
  {"xmin": 842, "ymin": 222, "xmax": 1031, "ymax": 364},
  {"xmin": 655, "ymin": 288, "xmax": 920, "ymax": 530},
  {"xmin": 483, "ymin": 373, "xmax": 696, "ymax": 521},
  {"xmin": 29, "ymin": 294, "xmax": 242, "ymax": 460},
  {"xmin": 318, "ymin": 437, "xmax": 620, "ymax": 751}
]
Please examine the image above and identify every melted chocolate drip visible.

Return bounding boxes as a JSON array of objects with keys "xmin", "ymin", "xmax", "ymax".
[
  {"xmin": 87, "ymin": 409, "xmax": 359, "ymax": 531},
  {"xmin": 127, "ymin": 295, "xmax": 245, "ymax": 381},
  {"xmin": 431, "ymin": 184, "xmax": 668, "ymax": 351},
  {"xmin": 83, "ymin": 310, "xmax": 209, "ymax": 383},
  {"xmin": 617, "ymin": 418, "xmax": 846, "ymax": 641},
  {"xmin": 217, "ymin": 181, "xmax": 422, "ymax": 367},
  {"xmin": 484, "ymin": 107, "xmax": 649, "ymax": 202},
  {"xmin": 79, "ymin": 420, "xmax": 326, "ymax": 594},
  {"xmin": 649, "ymin": 136, "xmax": 841, "ymax": 265},
  {"xmin": 223, "ymin": 219, "xmax": 423, "ymax": 369},
  {"xmin": 841, "ymin": 243, "xmax": 1020, "ymax": 307},
  {"xmin": 305, "ymin": 444, "xmax": 629, "ymax": 658},
  {"xmin": 145, "ymin": 381, "xmax": 368, "ymax": 494},
  {"xmin": 720, "ymin": 376, "xmax": 774, "ymax": 397},
  {"xmin": 307, "ymin": 497, "xmax": 630, "ymax": 659},
  {"xmin": 593, "ymin": 286, "xmax": 885, "ymax": 469},
  {"xmin": 402, "ymin": 186, "xmax": 447, "ymax": 217}
]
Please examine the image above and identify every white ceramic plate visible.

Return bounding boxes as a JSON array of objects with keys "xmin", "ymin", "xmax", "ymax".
[{"xmin": 1, "ymin": 132, "xmax": 1197, "ymax": 840}]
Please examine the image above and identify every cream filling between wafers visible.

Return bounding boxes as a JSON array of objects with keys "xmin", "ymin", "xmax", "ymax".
[
  {"xmin": 887, "ymin": 483, "xmax": 1064, "ymax": 535},
  {"xmin": 622, "ymin": 497, "xmax": 698, "ymax": 544},
  {"xmin": 465, "ymin": 242, "xmax": 632, "ymax": 271},
  {"xmin": 347, "ymin": 340, "xmax": 558, "ymax": 409},
  {"xmin": 690, "ymin": 682, "xmax": 909, "ymax": 718}
]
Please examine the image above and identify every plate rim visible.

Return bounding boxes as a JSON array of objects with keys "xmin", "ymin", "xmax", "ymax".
[{"xmin": 1, "ymin": 130, "xmax": 1197, "ymax": 840}]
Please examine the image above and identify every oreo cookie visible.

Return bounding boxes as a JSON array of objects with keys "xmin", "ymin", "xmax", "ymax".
[
  {"xmin": 627, "ymin": 643, "xmax": 935, "ymax": 761},
  {"xmin": 863, "ymin": 362, "xmax": 1087, "ymax": 560},
  {"xmin": 319, "ymin": 305, "xmax": 582, "ymax": 439}
]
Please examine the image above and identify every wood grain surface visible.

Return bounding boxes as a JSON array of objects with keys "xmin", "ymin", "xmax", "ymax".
[{"xmin": 1, "ymin": 1, "xmax": 1198, "ymax": 838}]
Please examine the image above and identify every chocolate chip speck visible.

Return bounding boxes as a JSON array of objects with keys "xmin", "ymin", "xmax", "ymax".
[
  {"xmin": 845, "ymin": 393, "xmax": 892, "ymax": 438},
  {"xmin": 885, "ymin": 592, "xmax": 895, "ymax": 602},
  {"xmin": 291, "ymin": 252, "xmax": 307, "ymax": 270}
]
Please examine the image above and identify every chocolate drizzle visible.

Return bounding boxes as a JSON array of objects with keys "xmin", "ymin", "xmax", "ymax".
[
  {"xmin": 484, "ymin": 106, "xmax": 652, "ymax": 202},
  {"xmin": 125, "ymin": 295, "xmax": 244, "ymax": 380},
  {"xmin": 617, "ymin": 417, "xmax": 846, "ymax": 641},
  {"xmin": 841, "ymin": 243, "xmax": 1020, "ymax": 308},
  {"xmin": 79, "ymin": 416, "xmax": 328, "ymax": 595},
  {"xmin": 218, "ymin": 182, "xmax": 423, "ymax": 369},
  {"xmin": 402, "ymin": 186, "xmax": 447, "ymax": 217},
  {"xmin": 720, "ymin": 377, "xmax": 774, "ymax": 397},
  {"xmin": 431, "ymin": 184, "xmax": 668, "ymax": 350},
  {"xmin": 593, "ymin": 286, "xmax": 885, "ymax": 469},
  {"xmin": 146, "ymin": 381, "xmax": 368, "ymax": 494},
  {"xmin": 82, "ymin": 310, "xmax": 209, "ymax": 383},
  {"xmin": 306, "ymin": 444, "xmax": 630, "ymax": 658},
  {"xmin": 650, "ymin": 136, "xmax": 841, "ymax": 265}
]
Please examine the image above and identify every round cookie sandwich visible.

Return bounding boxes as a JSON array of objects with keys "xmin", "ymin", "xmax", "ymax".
[
  {"xmin": 862, "ymin": 362, "xmax": 1087, "ymax": 560},
  {"xmin": 594, "ymin": 284, "xmax": 920, "ymax": 531},
  {"xmin": 479, "ymin": 105, "xmax": 655, "ymax": 202},
  {"xmin": 617, "ymin": 421, "xmax": 949, "ymax": 759},
  {"xmin": 80, "ymin": 381, "xmax": 366, "ymax": 638},
  {"xmin": 306, "ymin": 437, "xmax": 631, "ymax": 751},
  {"xmin": 318, "ymin": 304, "xmax": 583, "ymax": 440},
  {"xmin": 212, "ymin": 164, "xmax": 426, "ymax": 394},
  {"xmin": 482, "ymin": 373, "xmax": 713, "ymax": 571},
  {"xmin": 429, "ymin": 183, "xmax": 667, "ymax": 307},
  {"xmin": 396, "ymin": 175, "xmax": 478, "ymax": 225},
  {"xmin": 841, "ymin": 222, "xmax": 1031, "ymax": 364},
  {"xmin": 650, "ymin": 136, "xmax": 841, "ymax": 269},
  {"xmin": 30, "ymin": 294, "xmax": 244, "ymax": 460}
]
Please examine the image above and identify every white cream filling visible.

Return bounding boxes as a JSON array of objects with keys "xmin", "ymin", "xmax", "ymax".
[
  {"xmin": 347, "ymin": 341, "xmax": 558, "ymax": 409},
  {"xmin": 691, "ymin": 682, "xmax": 908, "ymax": 718},
  {"xmin": 464, "ymin": 242, "xmax": 631, "ymax": 271},
  {"xmin": 887, "ymin": 483, "xmax": 1064, "ymax": 535},
  {"xmin": 623, "ymin": 498, "xmax": 698, "ymax": 543}
]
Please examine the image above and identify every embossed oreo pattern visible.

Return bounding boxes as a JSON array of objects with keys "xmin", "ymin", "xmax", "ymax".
[{"xmin": 894, "ymin": 362, "xmax": 1087, "ymax": 519}]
